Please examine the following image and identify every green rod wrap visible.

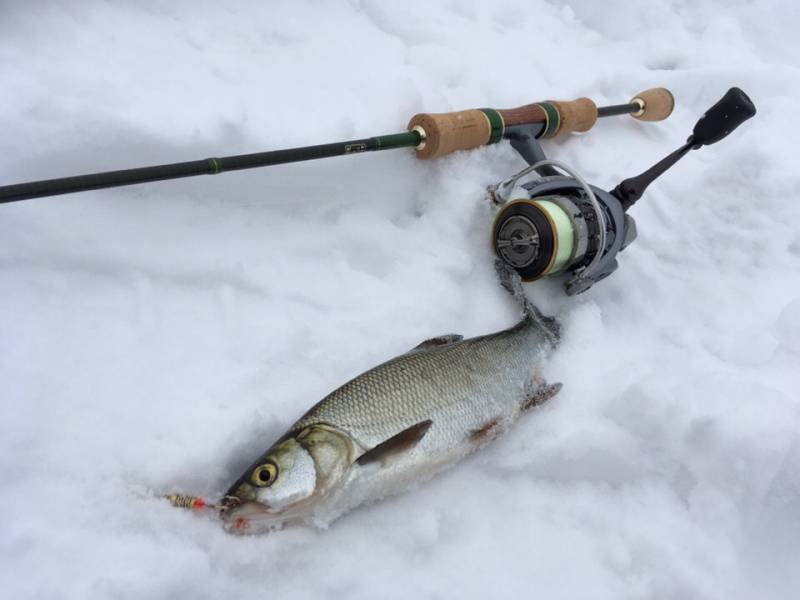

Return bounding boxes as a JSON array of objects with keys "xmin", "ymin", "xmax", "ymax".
[
  {"xmin": 537, "ymin": 102, "xmax": 560, "ymax": 138},
  {"xmin": 479, "ymin": 108, "xmax": 505, "ymax": 144},
  {"xmin": 207, "ymin": 157, "xmax": 222, "ymax": 174}
]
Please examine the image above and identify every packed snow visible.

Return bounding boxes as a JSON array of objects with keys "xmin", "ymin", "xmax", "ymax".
[{"xmin": 1, "ymin": 1, "xmax": 799, "ymax": 598}]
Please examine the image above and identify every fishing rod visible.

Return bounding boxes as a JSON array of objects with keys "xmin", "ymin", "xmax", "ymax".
[{"xmin": 0, "ymin": 88, "xmax": 675, "ymax": 203}]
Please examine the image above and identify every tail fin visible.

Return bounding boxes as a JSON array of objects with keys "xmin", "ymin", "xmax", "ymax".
[{"xmin": 494, "ymin": 259, "xmax": 561, "ymax": 341}]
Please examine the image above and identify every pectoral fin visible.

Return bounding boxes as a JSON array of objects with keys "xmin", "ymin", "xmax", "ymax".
[
  {"xmin": 469, "ymin": 417, "xmax": 502, "ymax": 444},
  {"xmin": 412, "ymin": 335, "xmax": 463, "ymax": 351},
  {"xmin": 356, "ymin": 420, "xmax": 433, "ymax": 466}
]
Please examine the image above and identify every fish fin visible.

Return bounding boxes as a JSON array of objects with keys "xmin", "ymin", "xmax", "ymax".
[
  {"xmin": 356, "ymin": 420, "xmax": 433, "ymax": 466},
  {"xmin": 469, "ymin": 417, "xmax": 502, "ymax": 445},
  {"xmin": 522, "ymin": 381, "xmax": 562, "ymax": 411},
  {"xmin": 494, "ymin": 259, "xmax": 561, "ymax": 341},
  {"xmin": 412, "ymin": 334, "xmax": 463, "ymax": 351}
]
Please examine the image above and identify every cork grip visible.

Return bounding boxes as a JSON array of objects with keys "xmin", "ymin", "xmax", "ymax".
[
  {"xmin": 407, "ymin": 109, "xmax": 492, "ymax": 160},
  {"xmin": 547, "ymin": 97, "xmax": 598, "ymax": 136},
  {"xmin": 630, "ymin": 87, "xmax": 674, "ymax": 121}
]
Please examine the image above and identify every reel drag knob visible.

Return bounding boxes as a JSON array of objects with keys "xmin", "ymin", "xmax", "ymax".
[
  {"xmin": 492, "ymin": 198, "xmax": 577, "ymax": 281},
  {"xmin": 495, "ymin": 213, "xmax": 541, "ymax": 269}
]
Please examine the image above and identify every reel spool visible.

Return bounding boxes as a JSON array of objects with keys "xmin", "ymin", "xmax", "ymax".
[{"xmin": 493, "ymin": 197, "xmax": 581, "ymax": 280}]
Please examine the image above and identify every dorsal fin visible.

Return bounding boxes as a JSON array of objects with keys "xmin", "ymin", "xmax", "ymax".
[
  {"xmin": 356, "ymin": 420, "xmax": 433, "ymax": 466},
  {"xmin": 411, "ymin": 334, "xmax": 463, "ymax": 352}
]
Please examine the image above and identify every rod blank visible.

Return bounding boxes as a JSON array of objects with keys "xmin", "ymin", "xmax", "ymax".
[{"xmin": 0, "ymin": 133, "xmax": 421, "ymax": 204}]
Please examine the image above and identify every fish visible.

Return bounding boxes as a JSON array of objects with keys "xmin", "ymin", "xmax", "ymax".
[{"xmin": 220, "ymin": 262, "xmax": 561, "ymax": 532}]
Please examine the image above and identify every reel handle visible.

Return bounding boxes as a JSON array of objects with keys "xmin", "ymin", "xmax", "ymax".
[
  {"xmin": 690, "ymin": 87, "xmax": 756, "ymax": 147},
  {"xmin": 408, "ymin": 87, "xmax": 675, "ymax": 160},
  {"xmin": 613, "ymin": 87, "xmax": 756, "ymax": 210}
]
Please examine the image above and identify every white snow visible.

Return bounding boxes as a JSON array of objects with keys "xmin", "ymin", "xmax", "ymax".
[{"xmin": 1, "ymin": 1, "xmax": 799, "ymax": 598}]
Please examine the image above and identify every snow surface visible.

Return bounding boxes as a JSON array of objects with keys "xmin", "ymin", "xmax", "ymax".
[{"xmin": 1, "ymin": 1, "xmax": 799, "ymax": 598}]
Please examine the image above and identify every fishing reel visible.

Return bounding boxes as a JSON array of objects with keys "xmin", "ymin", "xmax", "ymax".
[{"xmin": 489, "ymin": 87, "xmax": 756, "ymax": 295}]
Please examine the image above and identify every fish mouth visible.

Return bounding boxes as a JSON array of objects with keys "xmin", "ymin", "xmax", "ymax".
[
  {"xmin": 219, "ymin": 497, "xmax": 285, "ymax": 534},
  {"xmin": 219, "ymin": 491, "xmax": 324, "ymax": 534}
]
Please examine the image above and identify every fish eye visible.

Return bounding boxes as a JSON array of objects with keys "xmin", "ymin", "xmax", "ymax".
[{"xmin": 251, "ymin": 462, "xmax": 278, "ymax": 487}]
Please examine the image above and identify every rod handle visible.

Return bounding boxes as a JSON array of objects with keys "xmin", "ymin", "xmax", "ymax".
[
  {"xmin": 629, "ymin": 87, "xmax": 675, "ymax": 121},
  {"xmin": 407, "ymin": 95, "xmax": 599, "ymax": 160},
  {"xmin": 493, "ymin": 96, "xmax": 598, "ymax": 136},
  {"xmin": 407, "ymin": 109, "xmax": 494, "ymax": 160}
]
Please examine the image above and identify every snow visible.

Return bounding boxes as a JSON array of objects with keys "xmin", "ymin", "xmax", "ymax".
[{"xmin": 1, "ymin": 1, "xmax": 799, "ymax": 598}]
